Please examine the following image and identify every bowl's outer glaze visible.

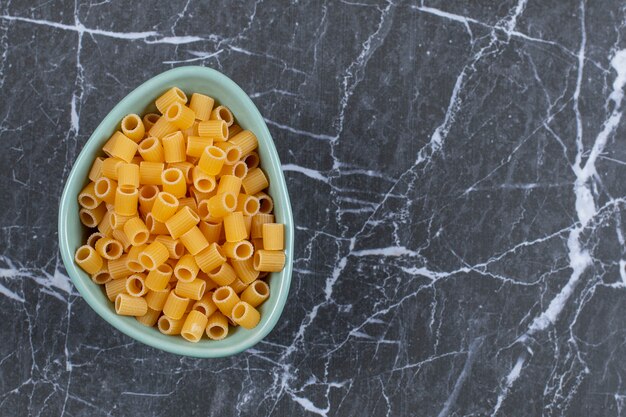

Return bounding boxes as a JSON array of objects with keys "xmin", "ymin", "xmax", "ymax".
[{"xmin": 58, "ymin": 66, "xmax": 294, "ymax": 358}]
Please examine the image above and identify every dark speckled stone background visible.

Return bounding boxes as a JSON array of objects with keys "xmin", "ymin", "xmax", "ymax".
[{"xmin": 2, "ymin": 1, "xmax": 626, "ymax": 416}]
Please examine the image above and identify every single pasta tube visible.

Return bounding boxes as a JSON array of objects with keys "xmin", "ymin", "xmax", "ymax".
[
  {"xmin": 158, "ymin": 314, "xmax": 186, "ymax": 335},
  {"xmin": 152, "ymin": 192, "xmax": 179, "ymax": 223},
  {"xmin": 223, "ymin": 212, "xmax": 247, "ymax": 242},
  {"xmin": 114, "ymin": 185, "xmax": 139, "ymax": 216},
  {"xmin": 139, "ymin": 161, "xmax": 165, "ymax": 186},
  {"xmin": 194, "ymin": 242, "xmax": 226, "ymax": 273},
  {"xmin": 149, "ymin": 116, "xmax": 178, "ymax": 139},
  {"xmin": 162, "ymin": 131, "xmax": 186, "ymax": 163},
  {"xmin": 197, "ymin": 200, "xmax": 221, "ymax": 223},
  {"xmin": 111, "ymin": 229, "xmax": 131, "ymax": 252},
  {"xmin": 94, "ymin": 237, "xmax": 124, "ymax": 260},
  {"xmin": 164, "ymin": 102, "xmax": 195, "ymax": 129},
  {"xmin": 164, "ymin": 206, "xmax": 199, "ymax": 239},
  {"xmin": 162, "ymin": 291, "xmax": 190, "ymax": 320},
  {"xmin": 231, "ymin": 301, "xmax": 261, "ymax": 329},
  {"xmin": 105, "ymin": 278, "xmax": 128, "ymax": 301},
  {"xmin": 181, "ymin": 310, "xmax": 209, "ymax": 342},
  {"xmin": 216, "ymin": 175, "xmax": 242, "ymax": 196},
  {"xmin": 126, "ymin": 244, "xmax": 147, "ymax": 272},
  {"xmin": 212, "ymin": 286, "xmax": 240, "ymax": 317},
  {"xmin": 169, "ymin": 161, "xmax": 194, "ymax": 184},
  {"xmin": 207, "ymin": 262, "xmax": 237, "ymax": 286},
  {"xmin": 78, "ymin": 182, "xmax": 102, "ymax": 209},
  {"xmin": 229, "ymin": 130, "xmax": 258, "ymax": 155},
  {"xmin": 210, "ymin": 105, "xmax": 234, "ymax": 127},
  {"xmin": 186, "ymin": 135, "xmax": 213, "ymax": 158},
  {"xmin": 175, "ymin": 279, "xmax": 206, "ymax": 301},
  {"xmin": 262, "ymin": 223, "xmax": 284, "ymax": 250},
  {"xmin": 198, "ymin": 146, "xmax": 226, "ymax": 175},
  {"xmin": 161, "ymin": 167, "xmax": 186, "ymax": 198},
  {"xmin": 241, "ymin": 168, "xmax": 269, "ymax": 195},
  {"xmin": 220, "ymin": 161, "xmax": 248, "ymax": 179},
  {"xmin": 230, "ymin": 257, "xmax": 260, "ymax": 284},
  {"xmin": 221, "ymin": 240, "xmax": 254, "ymax": 261},
  {"xmin": 125, "ymin": 273, "xmax": 148, "ymax": 297},
  {"xmin": 79, "ymin": 205, "xmax": 107, "ymax": 228},
  {"xmin": 250, "ymin": 213, "xmax": 275, "ymax": 238},
  {"xmin": 145, "ymin": 212, "xmax": 170, "ymax": 235},
  {"xmin": 198, "ymin": 120, "xmax": 228, "ymax": 141},
  {"xmin": 215, "ymin": 142, "xmax": 242, "ymax": 165},
  {"xmin": 153, "ymin": 235, "xmax": 185, "ymax": 259},
  {"xmin": 108, "ymin": 132, "xmax": 138, "ymax": 162},
  {"xmin": 121, "ymin": 114, "xmax": 145, "ymax": 142},
  {"xmin": 145, "ymin": 263, "xmax": 173, "ymax": 292},
  {"xmin": 188, "ymin": 93, "xmax": 214, "ymax": 121},
  {"xmin": 236, "ymin": 194, "xmax": 260, "ymax": 217},
  {"xmin": 94, "ymin": 177, "xmax": 117, "ymax": 205},
  {"xmin": 143, "ymin": 113, "xmax": 160, "ymax": 131},
  {"xmin": 101, "ymin": 157, "xmax": 124, "ymax": 180},
  {"xmin": 254, "ymin": 250, "xmax": 286, "ymax": 272},
  {"xmin": 174, "ymin": 254, "xmax": 199, "ymax": 282},
  {"xmin": 240, "ymin": 280, "xmax": 270, "ymax": 307},
  {"xmin": 192, "ymin": 166, "xmax": 216, "ymax": 193},
  {"xmin": 123, "ymin": 217, "xmax": 150, "ymax": 246},
  {"xmin": 242, "ymin": 152, "xmax": 259, "ymax": 170},
  {"xmin": 86, "ymin": 232, "xmax": 105, "ymax": 248},
  {"xmin": 91, "ymin": 265, "xmax": 112, "ymax": 285},
  {"xmin": 205, "ymin": 311, "xmax": 229, "ymax": 340},
  {"xmin": 192, "ymin": 291, "xmax": 218, "ymax": 316},
  {"xmin": 138, "ymin": 137, "xmax": 165, "ymax": 163},
  {"xmin": 207, "ymin": 192, "xmax": 236, "ymax": 218},
  {"xmin": 138, "ymin": 184, "xmax": 159, "ymax": 213},
  {"xmin": 136, "ymin": 307, "xmax": 161, "ymax": 327},
  {"xmin": 109, "ymin": 212, "xmax": 134, "ymax": 231},
  {"xmin": 75, "ymin": 245, "xmax": 103, "ymax": 274},
  {"xmin": 145, "ymin": 285, "xmax": 171, "ymax": 311},
  {"xmin": 108, "ymin": 255, "xmax": 132, "ymax": 279},
  {"xmin": 256, "ymin": 192, "xmax": 274, "ymax": 214},
  {"xmin": 115, "ymin": 293, "xmax": 148, "ymax": 317},
  {"xmin": 88, "ymin": 157, "xmax": 104, "ymax": 182},
  {"xmin": 139, "ymin": 241, "xmax": 169, "ymax": 271},
  {"xmin": 155, "ymin": 87, "xmax": 187, "ymax": 114},
  {"xmin": 198, "ymin": 220, "xmax": 222, "ymax": 243},
  {"xmin": 179, "ymin": 226, "xmax": 209, "ymax": 255}
]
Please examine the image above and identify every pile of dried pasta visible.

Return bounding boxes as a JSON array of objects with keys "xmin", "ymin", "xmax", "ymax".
[{"xmin": 74, "ymin": 87, "xmax": 285, "ymax": 343}]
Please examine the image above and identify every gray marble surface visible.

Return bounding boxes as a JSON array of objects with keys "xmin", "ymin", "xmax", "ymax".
[{"xmin": 1, "ymin": 0, "xmax": 626, "ymax": 416}]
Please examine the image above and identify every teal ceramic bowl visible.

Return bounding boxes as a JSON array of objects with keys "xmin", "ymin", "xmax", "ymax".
[{"xmin": 58, "ymin": 66, "xmax": 293, "ymax": 358}]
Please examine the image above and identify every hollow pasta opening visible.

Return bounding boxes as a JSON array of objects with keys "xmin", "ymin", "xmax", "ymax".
[
  {"xmin": 166, "ymin": 103, "xmax": 181, "ymax": 119},
  {"xmin": 177, "ymin": 268, "xmax": 192, "ymax": 281},
  {"xmin": 208, "ymin": 264, "xmax": 223, "ymax": 276},
  {"xmin": 158, "ymin": 316, "xmax": 171, "ymax": 331},
  {"xmin": 105, "ymin": 241, "xmax": 122, "ymax": 258},
  {"xmin": 197, "ymin": 201, "xmax": 210, "ymax": 218},
  {"xmin": 182, "ymin": 331, "xmax": 199, "ymax": 342},
  {"xmin": 160, "ymin": 192, "xmax": 177, "ymax": 206},
  {"xmin": 232, "ymin": 304, "xmax": 246, "ymax": 320},
  {"xmin": 254, "ymin": 281, "xmax": 269, "ymax": 296},
  {"xmin": 128, "ymin": 259, "xmax": 143, "ymax": 271},
  {"xmin": 115, "ymin": 295, "xmax": 122, "ymax": 312},
  {"xmin": 244, "ymin": 198, "xmax": 259, "ymax": 215},
  {"xmin": 95, "ymin": 179, "xmax": 110, "ymax": 196},
  {"xmin": 79, "ymin": 195, "xmax": 96, "ymax": 208},
  {"xmin": 92, "ymin": 271, "xmax": 111, "ymax": 284},
  {"xmin": 139, "ymin": 137, "xmax": 157, "ymax": 151},
  {"xmin": 87, "ymin": 233, "xmax": 103, "ymax": 247},
  {"xmin": 214, "ymin": 287, "xmax": 231, "ymax": 302},
  {"xmin": 243, "ymin": 153, "xmax": 259, "ymax": 169},
  {"xmin": 140, "ymin": 185, "xmax": 158, "ymax": 199},
  {"xmin": 140, "ymin": 254, "xmax": 155, "ymax": 270},
  {"xmin": 174, "ymin": 242, "xmax": 185, "ymax": 258},
  {"xmin": 258, "ymin": 196, "xmax": 273, "ymax": 214},
  {"xmin": 208, "ymin": 325, "xmax": 225, "ymax": 339},
  {"xmin": 253, "ymin": 252, "xmax": 261, "ymax": 270},
  {"xmin": 145, "ymin": 214, "xmax": 154, "ymax": 231},
  {"xmin": 158, "ymin": 264, "xmax": 172, "ymax": 274},
  {"xmin": 163, "ymin": 169, "xmax": 182, "ymax": 184},
  {"xmin": 225, "ymin": 147, "xmax": 241, "ymax": 164},
  {"xmin": 122, "ymin": 114, "xmax": 140, "ymax": 131},
  {"xmin": 235, "ymin": 243, "xmax": 253, "ymax": 259},
  {"xmin": 174, "ymin": 87, "xmax": 186, "ymax": 101},
  {"xmin": 194, "ymin": 305, "xmax": 207, "ymax": 315},
  {"xmin": 80, "ymin": 211, "xmax": 96, "ymax": 227},
  {"xmin": 75, "ymin": 246, "xmax": 92, "ymax": 262},
  {"xmin": 133, "ymin": 231, "xmax": 149, "ymax": 245},
  {"xmin": 196, "ymin": 178, "xmax": 214, "ymax": 193},
  {"xmin": 119, "ymin": 185, "xmax": 136, "ymax": 196},
  {"xmin": 221, "ymin": 122, "xmax": 228, "ymax": 138},
  {"xmin": 127, "ymin": 276, "xmax": 144, "ymax": 296},
  {"xmin": 218, "ymin": 107, "xmax": 232, "ymax": 124},
  {"xmin": 146, "ymin": 113, "xmax": 159, "ymax": 124},
  {"xmin": 224, "ymin": 193, "xmax": 236, "ymax": 210},
  {"xmin": 208, "ymin": 146, "xmax": 224, "ymax": 158},
  {"xmin": 233, "ymin": 162, "xmax": 247, "ymax": 178}
]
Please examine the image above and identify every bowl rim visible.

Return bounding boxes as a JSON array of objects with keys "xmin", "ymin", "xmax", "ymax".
[{"xmin": 58, "ymin": 66, "xmax": 294, "ymax": 358}]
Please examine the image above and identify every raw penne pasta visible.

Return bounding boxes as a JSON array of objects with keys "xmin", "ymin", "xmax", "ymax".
[
  {"xmin": 112, "ymin": 229, "xmax": 132, "ymax": 252},
  {"xmin": 206, "ymin": 262, "xmax": 237, "ymax": 286},
  {"xmin": 97, "ymin": 211, "xmax": 114, "ymax": 237},
  {"xmin": 114, "ymin": 186, "xmax": 139, "ymax": 216},
  {"xmin": 94, "ymin": 177, "xmax": 117, "ymax": 205},
  {"xmin": 139, "ymin": 241, "xmax": 169, "ymax": 271},
  {"xmin": 187, "ymin": 135, "xmax": 213, "ymax": 158},
  {"xmin": 228, "ymin": 123, "xmax": 243, "ymax": 139},
  {"xmin": 108, "ymin": 255, "xmax": 132, "ymax": 280},
  {"xmin": 192, "ymin": 166, "xmax": 216, "ymax": 193},
  {"xmin": 108, "ymin": 132, "xmax": 138, "ymax": 163},
  {"xmin": 138, "ymin": 185, "xmax": 159, "ymax": 214},
  {"xmin": 198, "ymin": 220, "xmax": 222, "ymax": 244},
  {"xmin": 221, "ymin": 240, "xmax": 254, "ymax": 261},
  {"xmin": 125, "ymin": 273, "xmax": 148, "ymax": 297},
  {"xmin": 169, "ymin": 161, "xmax": 194, "ymax": 184},
  {"xmin": 228, "ymin": 277, "xmax": 248, "ymax": 295},
  {"xmin": 175, "ymin": 279, "xmax": 206, "ymax": 301},
  {"xmin": 216, "ymin": 175, "xmax": 241, "ymax": 196},
  {"xmin": 254, "ymin": 250, "xmax": 286, "ymax": 272},
  {"xmin": 212, "ymin": 286, "xmax": 240, "ymax": 317},
  {"xmin": 181, "ymin": 310, "xmax": 208, "ymax": 342},
  {"xmin": 250, "ymin": 213, "xmax": 275, "ymax": 238},
  {"xmin": 91, "ymin": 265, "xmax": 112, "ymax": 285},
  {"xmin": 179, "ymin": 226, "xmax": 209, "ymax": 256},
  {"xmin": 236, "ymin": 194, "xmax": 260, "ymax": 217},
  {"xmin": 174, "ymin": 254, "xmax": 199, "ymax": 282},
  {"xmin": 198, "ymin": 120, "xmax": 228, "ymax": 141},
  {"xmin": 86, "ymin": 231, "xmax": 105, "ymax": 248},
  {"xmin": 101, "ymin": 157, "xmax": 124, "ymax": 180},
  {"xmin": 207, "ymin": 192, "xmax": 237, "ymax": 218},
  {"xmin": 158, "ymin": 314, "xmax": 186, "ymax": 335},
  {"xmin": 149, "ymin": 116, "xmax": 178, "ymax": 139},
  {"xmin": 230, "ymin": 257, "xmax": 260, "ymax": 285},
  {"xmin": 121, "ymin": 114, "xmax": 145, "ymax": 142},
  {"xmin": 109, "ymin": 212, "xmax": 134, "ymax": 231},
  {"xmin": 194, "ymin": 242, "xmax": 226, "ymax": 273},
  {"xmin": 154, "ymin": 235, "xmax": 185, "ymax": 259},
  {"xmin": 188, "ymin": 93, "xmax": 214, "ymax": 121},
  {"xmin": 220, "ymin": 161, "xmax": 248, "ymax": 179},
  {"xmin": 145, "ymin": 285, "xmax": 171, "ymax": 311},
  {"xmin": 192, "ymin": 291, "xmax": 218, "ymax": 317},
  {"xmin": 242, "ymin": 152, "xmax": 259, "ymax": 170},
  {"xmin": 145, "ymin": 263, "xmax": 173, "ymax": 292},
  {"xmin": 126, "ymin": 244, "xmax": 147, "ymax": 272}
]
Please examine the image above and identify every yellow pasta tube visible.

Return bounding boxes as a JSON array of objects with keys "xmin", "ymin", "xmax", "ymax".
[
  {"xmin": 242, "ymin": 152, "xmax": 260, "ymax": 170},
  {"xmin": 139, "ymin": 241, "xmax": 169, "ymax": 271},
  {"xmin": 236, "ymin": 194, "xmax": 260, "ymax": 217},
  {"xmin": 198, "ymin": 146, "xmax": 226, "ymax": 175},
  {"xmin": 192, "ymin": 291, "xmax": 218, "ymax": 316},
  {"xmin": 229, "ymin": 130, "xmax": 258, "ymax": 155},
  {"xmin": 117, "ymin": 162, "xmax": 140, "ymax": 188},
  {"xmin": 75, "ymin": 245, "xmax": 103, "ymax": 274},
  {"xmin": 243, "ymin": 216, "xmax": 253, "ymax": 239},
  {"xmin": 145, "ymin": 212, "xmax": 170, "ymax": 236},
  {"xmin": 212, "ymin": 286, "xmax": 240, "ymax": 317},
  {"xmin": 197, "ymin": 200, "xmax": 219, "ymax": 223},
  {"xmin": 207, "ymin": 192, "xmax": 237, "ymax": 218},
  {"xmin": 115, "ymin": 293, "xmax": 148, "ymax": 316},
  {"xmin": 123, "ymin": 217, "xmax": 149, "ymax": 246},
  {"xmin": 154, "ymin": 235, "xmax": 185, "ymax": 259},
  {"xmin": 164, "ymin": 102, "xmax": 195, "ymax": 129},
  {"xmin": 143, "ymin": 113, "xmax": 160, "ymax": 131},
  {"xmin": 109, "ymin": 132, "xmax": 138, "ymax": 163},
  {"xmin": 102, "ymin": 132, "xmax": 120, "ymax": 158},
  {"xmin": 194, "ymin": 242, "xmax": 226, "ymax": 273},
  {"xmin": 161, "ymin": 168, "xmax": 186, "ymax": 198},
  {"xmin": 79, "ymin": 205, "xmax": 107, "ymax": 228},
  {"xmin": 180, "ymin": 310, "xmax": 208, "ymax": 342},
  {"xmin": 192, "ymin": 166, "xmax": 216, "ymax": 193},
  {"xmin": 228, "ymin": 123, "xmax": 243, "ymax": 139},
  {"xmin": 108, "ymin": 255, "xmax": 132, "ymax": 279},
  {"xmin": 221, "ymin": 240, "xmax": 254, "ymax": 261},
  {"xmin": 229, "ymin": 277, "xmax": 248, "ymax": 295},
  {"xmin": 188, "ymin": 93, "xmax": 214, "ymax": 121},
  {"xmin": 111, "ymin": 229, "xmax": 131, "ymax": 252},
  {"xmin": 210, "ymin": 105, "xmax": 234, "ymax": 127},
  {"xmin": 242, "ymin": 168, "xmax": 269, "ymax": 195},
  {"xmin": 179, "ymin": 226, "xmax": 209, "ymax": 255},
  {"xmin": 162, "ymin": 131, "xmax": 186, "ymax": 163},
  {"xmin": 198, "ymin": 120, "xmax": 228, "ymax": 141},
  {"xmin": 165, "ymin": 206, "xmax": 199, "ymax": 239},
  {"xmin": 178, "ymin": 197, "xmax": 198, "ymax": 214},
  {"xmin": 101, "ymin": 157, "xmax": 124, "ymax": 180},
  {"xmin": 169, "ymin": 162, "xmax": 194, "ymax": 185},
  {"xmin": 97, "ymin": 211, "xmax": 114, "ymax": 237},
  {"xmin": 145, "ymin": 285, "xmax": 171, "ymax": 311},
  {"xmin": 145, "ymin": 263, "xmax": 173, "ymax": 292},
  {"xmin": 231, "ymin": 257, "xmax": 260, "ymax": 284},
  {"xmin": 206, "ymin": 262, "xmax": 237, "ymax": 286},
  {"xmin": 121, "ymin": 114, "xmax": 145, "ymax": 142},
  {"xmin": 138, "ymin": 185, "xmax": 159, "ymax": 214},
  {"xmin": 155, "ymin": 87, "xmax": 187, "ymax": 114},
  {"xmin": 215, "ymin": 142, "xmax": 242, "ymax": 165},
  {"xmin": 95, "ymin": 237, "xmax": 124, "ymax": 260},
  {"xmin": 136, "ymin": 307, "xmax": 161, "ymax": 327},
  {"xmin": 174, "ymin": 254, "xmax": 199, "ymax": 282},
  {"xmin": 151, "ymin": 192, "xmax": 179, "ymax": 223},
  {"xmin": 231, "ymin": 301, "xmax": 260, "ymax": 329},
  {"xmin": 220, "ymin": 161, "xmax": 248, "ymax": 179},
  {"xmin": 125, "ymin": 273, "xmax": 148, "ymax": 297},
  {"xmin": 138, "ymin": 137, "xmax": 165, "ymax": 162},
  {"xmin": 223, "ymin": 212, "xmax": 247, "ymax": 242},
  {"xmin": 79, "ymin": 182, "xmax": 101, "ymax": 209},
  {"xmin": 262, "ymin": 223, "xmax": 284, "ymax": 250},
  {"xmin": 86, "ymin": 231, "xmax": 105, "ymax": 248},
  {"xmin": 94, "ymin": 177, "xmax": 117, "ymax": 205},
  {"xmin": 250, "ymin": 213, "xmax": 275, "ymax": 238},
  {"xmin": 91, "ymin": 264, "xmax": 112, "ymax": 285},
  {"xmin": 162, "ymin": 291, "xmax": 190, "ymax": 320},
  {"xmin": 254, "ymin": 250, "xmax": 286, "ymax": 272},
  {"xmin": 240, "ymin": 280, "xmax": 270, "ymax": 307},
  {"xmin": 175, "ymin": 279, "xmax": 206, "ymax": 301},
  {"xmin": 186, "ymin": 135, "xmax": 213, "ymax": 158},
  {"xmin": 149, "ymin": 116, "xmax": 178, "ymax": 139},
  {"xmin": 158, "ymin": 314, "xmax": 186, "ymax": 335},
  {"xmin": 216, "ymin": 175, "xmax": 242, "ymax": 196},
  {"xmin": 205, "ymin": 311, "xmax": 229, "ymax": 340},
  {"xmin": 109, "ymin": 212, "xmax": 134, "ymax": 231},
  {"xmin": 88, "ymin": 157, "xmax": 104, "ymax": 182},
  {"xmin": 256, "ymin": 192, "xmax": 274, "ymax": 214},
  {"xmin": 139, "ymin": 161, "xmax": 164, "ymax": 186},
  {"xmin": 126, "ymin": 244, "xmax": 147, "ymax": 272},
  {"xmin": 105, "ymin": 278, "xmax": 128, "ymax": 301},
  {"xmin": 198, "ymin": 220, "xmax": 222, "ymax": 244},
  {"xmin": 114, "ymin": 186, "xmax": 138, "ymax": 216}
]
